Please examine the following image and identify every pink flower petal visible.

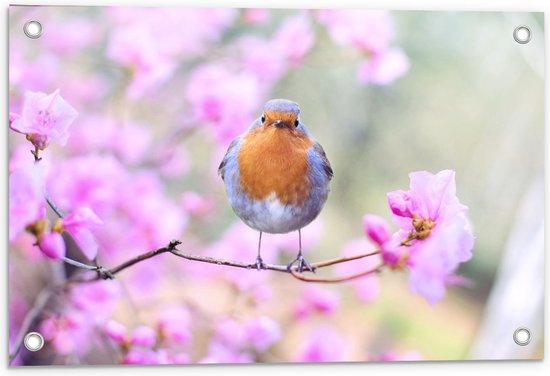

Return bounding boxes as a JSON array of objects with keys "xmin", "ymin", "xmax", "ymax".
[
  {"xmin": 11, "ymin": 89, "xmax": 78, "ymax": 147},
  {"xmin": 363, "ymin": 214, "xmax": 392, "ymax": 245},
  {"xmin": 130, "ymin": 326, "xmax": 157, "ymax": 347},
  {"xmin": 243, "ymin": 316, "xmax": 282, "ymax": 352},
  {"xmin": 67, "ymin": 227, "xmax": 99, "ymax": 260},
  {"xmin": 9, "ymin": 165, "xmax": 45, "ymax": 241},
  {"xmin": 38, "ymin": 232, "xmax": 66, "ymax": 260},
  {"xmin": 64, "ymin": 207, "xmax": 104, "ymax": 228},
  {"xmin": 358, "ymin": 48, "xmax": 410, "ymax": 85},
  {"xmin": 387, "ymin": 170, "xmax": 474, "ymax": 304},
  {"xmin": 105, "ymin": 320, "xmax": 127, "ymax": 343}
]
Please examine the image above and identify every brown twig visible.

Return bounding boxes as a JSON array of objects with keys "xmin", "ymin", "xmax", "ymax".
[
  {"xmin": 45, "ymin": 195, "xmax": 65, "ymax": 218},
  {"xmin": 290, "ymin": 263, "xmax": 383, "ymax": 283},
  {"xmin": 67, "ymin": 240, "xmax": 384, "ymax": 284},
  {"xmin": 310, "ymin": 250, "xmax": 381, "ymax": 269},
  {"xmin": 108, "ymin": 243, "xmax": 179, "ymax": 275}
]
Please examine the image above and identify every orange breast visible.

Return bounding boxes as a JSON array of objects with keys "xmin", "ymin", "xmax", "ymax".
[{"xmin": 238, "ymin": 126, "xmax": 314, "ymax": 206}]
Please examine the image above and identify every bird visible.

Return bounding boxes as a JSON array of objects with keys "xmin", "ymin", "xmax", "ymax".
[{"xmin": 218, "ymin": 99, "xmax": 333, "ymax": 272}]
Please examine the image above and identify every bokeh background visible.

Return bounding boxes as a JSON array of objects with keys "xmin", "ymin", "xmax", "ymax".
[{"xmin": 8, "ymin": 6, "xmax": 544, "ymax": 365}]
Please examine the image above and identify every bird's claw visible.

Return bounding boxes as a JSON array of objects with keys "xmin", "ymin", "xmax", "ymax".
[
  {"xmin": 287, "ymin": 254, "xmax": 314, "ymax": 273},
  {"xmin": 255, "ymin": 256, "xmax": 266, "ymax": 271}
]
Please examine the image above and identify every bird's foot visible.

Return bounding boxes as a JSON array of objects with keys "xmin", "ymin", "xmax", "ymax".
[
  {"xmin": 286, "ymin": 254, "xmax": 314, "ymax": 273},
  {"xmin": 255, "ymin": 255, "xmax": 266, "ymax": 271}
]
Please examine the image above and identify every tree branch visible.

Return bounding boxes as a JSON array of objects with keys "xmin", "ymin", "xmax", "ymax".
[
  {"xmin": 46, "ymin": 195, "xmax": 65, "ymax": 218},
  {"xmin": 67, "ymin": 240, "xmax": 384, "ymax": 284}
]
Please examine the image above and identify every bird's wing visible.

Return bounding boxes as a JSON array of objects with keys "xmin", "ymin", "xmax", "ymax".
[
  {"xmin": 218, "ymin": 138, "xmax": 240, "ymax": 181},
  {"xmin": 311, "ymin": 142, "xmax": 333, "ymax": 180}
]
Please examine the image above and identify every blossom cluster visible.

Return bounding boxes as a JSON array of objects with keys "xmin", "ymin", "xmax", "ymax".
[
  {"xmin": 363, "ymin": 170, "xmax": 474, "ymax": 304},
  {"xmin": 316, "ymin": 10, "xmax": 410, "ymax": 85}
]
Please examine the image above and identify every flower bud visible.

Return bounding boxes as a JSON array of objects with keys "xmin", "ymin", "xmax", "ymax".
[{"xmin": 39, "ymin": 232, "xmax": 66, "ymax": 260}]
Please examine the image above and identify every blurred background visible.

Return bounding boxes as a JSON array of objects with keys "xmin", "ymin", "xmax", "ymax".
[{"xmin": 8, "ymin": 6, "xmax": 544, "ymax": 365}]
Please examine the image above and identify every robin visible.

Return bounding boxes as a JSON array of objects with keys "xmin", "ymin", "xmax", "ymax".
[{"xmin": 218, "ymin": 99, "xmax": 333, "ymax": 272}]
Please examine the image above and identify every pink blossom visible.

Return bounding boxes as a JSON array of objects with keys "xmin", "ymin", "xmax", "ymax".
[
  {"xmin": 9, "ymin": 52, "xmax": 60, "ymax": 93},
  {"xmin": 70, "ymin": 281, "xmax": 121, "ymax": 323},
  {"xmin": 64, "ymin": 115, "xmax": 114, "ymax": 155},
  {"xmin": 40, "ymin": 312, "xmax": 91, "ymax": 356},
  {"xmin": 272, "ymin": 14, "xmax": 315, "ymax": 65},
  {"xmin": 170, "ymin": 353, "xmax": 191, "ymax": 364},
  {"xmin": 9, "ymin": 112, "xmax": 20, "ymax": 127},
  {"xmin": 316, "ymin": 10, "xmax": 395, "ymax": 53},
  {"xmin": 293, "ymin": 285, "xmax": 340, "ymax": 319},
  {"xmin": 47, "ymin": 155, "xmax": 186, "ymax": 259},
  {"xmin": 110, "ymin": 122, "xmax": 152, "ymax": 165},
  {"xmin": 363, "ymin": 214, "xmax": 407, "ymax": 267},
  {"xmin": 387, "ymin": 190, "xmax": 413, "ymax": 219},
  {"xmin": 358, "ymin": 48, "xmax": 410, "ymax": 85},
  {"xmin": 238, "ymin": 14, "xmax": 313, "ymax": 85},
  {"xmin": 181, "ymin": 191, "xmax": 215, "ymax": 217},
  {"xmin": 238, "ymin": 36, "xmax": 287, "ymax": 85},
  {"xmin": 105, "ymin": 320, "xmax": 127, "ymax": 343},
  {"xmin": 387, "ymin": 170, "xmax": 474, "ymax": 303},
  {"xmin": 251, "ymin": 284, "xmax": 274, "ymax": 303},
  {"xmin": 42, "ymin": 18, "xmax": 103, "ymax": 54},
  {"xmin": 38, "ymin": 282, "xmax": 118, "ymax": 356},
  {"xmin": 118, "ymin": 171, "xmax": 187, "ymax": 249},
  {"xmin": 363, "ymin": 214, "xmax": 392, "ymax": 245},
  {"xmin": 295, "ymin": 327, "xmax": 349, "ymax": 362},
  {"xmin": 211, "ymin": 315, "xmax": 281, "ymax": 354},
  {"xmin": 158, "ymin": 306, "xmax": 192, "ymax": 345},
  {"xmin": 200, "ymin": 341, "xmax": 253, "ymax": 364},
  {"xmin": 379, "ymin": 235, "xmax": 409, "ymax": 268},
  {"xmin": 123, "ymin": 348, "xmax": 167, "ymax": 365},
  {"xmin": 389, "ymin": 170, "xmax": 468, "ymax": 230},
  {"xmin": 337, "ymin": 238, "xmax": 381, "ymax": 303},
  {"xmin": 106, "ymin": 25, "xmax": 175, "ymax": 99},
  {"xmin": 56, "ymin": 71, "xmax": 109, "ymax": 108},
  {"xmin": 10, "ymin": 89, "xmax": 78, "ymax": 148},
  {"xmin": 106, "ymin": 7, "xmax": 237, "ymax": 99},
  {"xmin": 243, "ymin": 316, "xmax": 282, "ymax": 351},
  {"xmin": 185, "ymin": 64, "xmax": 263, "ymax": 144},
  {"xmin": 214, "ymin": 317, "xmax": 247, "ymax": 349},
  {"xmin": 108, "ymin": 8, "xmax": 237, "ymax": 58},
  {"xmin": 157, "ymin": 143, "xmax": 191, "ymax": 178},
  {"xmin": 46, "ymin": 154, "xmax": 126, "ymax": 215},
  {"xmin": 131, "ymin": 326, "xmax": 157, "ymax": 347},
  {"xmin": 63, "ymin": 207, "xmax": 104, "ymax": 260},
  {"xmin": 38, "ymin": 232, "xmax": 66, "ymax": 260},
  {"xmin": 407, "ymin": 214, "xmax": 474, "ymax": 304},
  {"xmin": 9, "ymin": 165, "xmax": 45, "ymax": 241}
]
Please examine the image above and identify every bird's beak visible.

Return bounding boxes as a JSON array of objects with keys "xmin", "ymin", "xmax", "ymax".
[{"xmin": 274, "ymin": 119, "xmax": 284, "ymax": 128}]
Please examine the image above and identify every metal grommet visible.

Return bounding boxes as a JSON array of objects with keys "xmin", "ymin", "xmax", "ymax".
[
  {"xmin": 513, "ymin": 25, "xmax": 531, "ymax": 44},
  {"xmin": 23, "ymin": 332, "xmax": 44, "ymax": 352},
  {"xmin": 23, "ymin": 20, "xmax": 43, "ymax": 39},
  {"xmin": 513, "ymin": 327, "xmax": 531, "ymax": 346}
]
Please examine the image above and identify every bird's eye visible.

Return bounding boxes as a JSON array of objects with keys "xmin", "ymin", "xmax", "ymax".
[
  {"xmin": 261, "ymin": 115, "xmax": 266, "ymax": 123},
  {"xmin": 294, "ymin": 120, "xmax": 299, "ymax": 127}
]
